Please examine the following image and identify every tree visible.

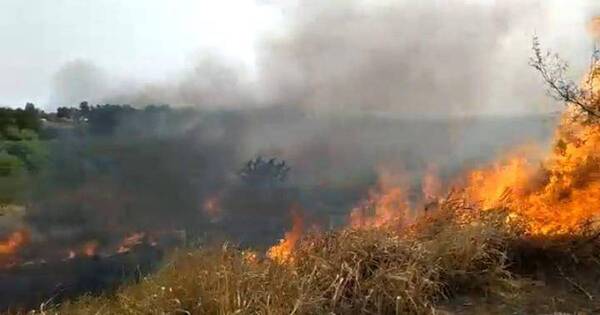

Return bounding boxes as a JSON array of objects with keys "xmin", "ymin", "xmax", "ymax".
[
  {"xmin": 56, "ymin": 107, "xmax": 73, "ymax": 119},
  {"xmin": 79, "ymin": 101, "xmax": 90, "ymax": 115},
  {"xmin": 86, "ymin": 104, "xmax": 135, "ymax": 135},
  {"xmin": 530, "ymin": 36, "xmax": 600, "ymax": 121},
  {"xmin": 239, "ymin": 156, "xmax": 290, "ymax": 186},
  {"xmin": 15, "ymin": 103, "xmax": 41, "ymax": 132}
]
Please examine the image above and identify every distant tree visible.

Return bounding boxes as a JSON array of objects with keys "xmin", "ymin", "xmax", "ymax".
[
  {"xmin": 56, "ymin": 107, "xmax": 73, "ymax": 119},
  {"xmin": 79, "ymin": 101, "xmax": 90, "ymax": 116},
  {"xmin": 239, "ymin": 156, "xmax": 290, "ymax": 186},
  {"xmin": 24, "ymin": 102, "xmax": 36, "ymax": 113},
  {"xmin": 15, "ymin": 103, "xmax": 41, "ymax": 132},
  {"xmin": 87, "ymin": 104, "xmax": 135, "ymax": 135},
  {"xmin": 0, "ymin": 109, "xmax": 16, "ymax": 136}
]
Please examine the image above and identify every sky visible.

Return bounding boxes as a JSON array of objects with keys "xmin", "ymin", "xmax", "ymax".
[
  {"xmin": 0, "ymin": 0, "xmax": 280, "ymax": 107},
  {"xmin": 0, "ymin": 0, "xmax": 598, "ymax": 115}
]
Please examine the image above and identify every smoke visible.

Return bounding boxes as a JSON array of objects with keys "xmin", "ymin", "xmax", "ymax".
[
  {"xmin": 257, "ymin": 0, "xmax": 530, "ymax": 115},
  {"xmin": 589, "ymin": 16, "xmax": 600, "ymax": 40},
  {"xmin": 3, "ymin": 1, "xmax": 598, "ymax": 308},
  {"xmin": 50, "ymin": 60, "xmax": 109, "ymax": 107},
  {"xmin": 104, "ymin": 53, "xmax": 258, "ymax": 109},
  {"xmin": 258, "ymin": 0, "xmax": 598, "ymax": 115},
  {"xmin": 23, "ymin": 0, "xmax": 598, "ymax": 254},
  {"xmin": 49, "ymin": 1, "xmax": 598, "ymax": 115}
]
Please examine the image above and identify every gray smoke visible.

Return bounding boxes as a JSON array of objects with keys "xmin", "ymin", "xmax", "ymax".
[
  {"xmin": 35, "ymin": 0, "xmax": 594, "ymax": 249},
  {"xmin": 50, "ymin": 60, "xmax": 109, "ymax": 107},
  {"xmin": 50, "ymin": 1, "xmax": 598, "ymax": 115}
]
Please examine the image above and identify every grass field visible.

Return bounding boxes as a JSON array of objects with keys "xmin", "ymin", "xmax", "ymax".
[{"xmin": 13, "ymin": 195, "xmax": 597, "ymax": 315}]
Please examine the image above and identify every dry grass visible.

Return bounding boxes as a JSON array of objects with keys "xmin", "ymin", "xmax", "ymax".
[{"xmin": 12, "ymin": 200, "xmax": 600, "ymax": 314}]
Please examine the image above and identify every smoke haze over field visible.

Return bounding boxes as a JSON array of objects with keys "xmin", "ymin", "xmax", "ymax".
[
  {"xmin": 0, "ymin": 1, "xmax": 596, "ymax": 251},
  {"xmin": 2, "ymin": 2, "xmax": 597, "ymax": 308},
  {"xmin": 0, "ymin": 0, "xmax": 598, "ymax": 115}
]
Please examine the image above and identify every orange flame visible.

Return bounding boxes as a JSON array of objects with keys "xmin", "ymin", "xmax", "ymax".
[
  {"xmin": 0, "ymin": 230, "xmax": 29, "ymax": 255},
  {"xmin": 350, "ymin": 167, "xmax": 410, "ymax": 228},
  {"xmin": 463, "ymin": 63, "xmax": 600, "ymax": 235},
  {"xmin": 203, "ymin": 195, "xmax": 222, "ymax": 222},
  {"xmin": 267, "ymin": 211, "xmax": 303, "ymax": 264},
  {"xmin": 117, "ymin": 232, "xmax": 146, "ymax": 253},
  {"xmin": 83, "ymin": 241, "xmax": 99, "ymax": 256},
  {"xmin": 345, "ymin": 60, "xmax": 600, "ymax": 237},
  {"xmin": 422, "ymin": 163, "xmax": 442, "ymax": 201}
]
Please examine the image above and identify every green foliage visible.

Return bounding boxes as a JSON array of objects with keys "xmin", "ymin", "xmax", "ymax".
[
  {"xmin": 0, "ymin": 104, "xmax": 47, "ymax": 204},
  {"xmin": 2, "ymin": 140, "xmax": 47, "ymax": 173},
  {"xmin": 0, "ymin": 151, "xmax": 28, "ymax": 204},
  {"xmin": 0, "ymin": 104, "xmax": 41, "ymax": 139},
  {"xmin": 0, "ymin": 151, "xmax": 24, "ymax": 176}
]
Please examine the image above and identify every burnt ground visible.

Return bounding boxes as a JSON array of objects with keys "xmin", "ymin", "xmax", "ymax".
[{"xmin": 0, "ymin": 244, "xmax": 162, "ymax": 312}]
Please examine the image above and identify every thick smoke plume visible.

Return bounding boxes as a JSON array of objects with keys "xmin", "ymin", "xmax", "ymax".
[
  {"xmin": 3, "ymin": 1, "xmax": 600, "ymax": 310},
  {"xmin": 51, "ymin": 1, "xmax": 597, "ymax": 115},
  {"xmin": 30, "ymin": 0, "xmax": 597, "ymax": 254}
]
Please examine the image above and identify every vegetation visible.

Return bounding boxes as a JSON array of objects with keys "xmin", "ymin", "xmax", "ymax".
[
  {"xmin": 239, "ymin": 157, "xmax": 290, "ymax": 186},
  {"xmin": 15, "ymin": 197, "xmax": 596, "ymax": 314},
  {"xmin": 0, "ymin": 104, "xmax": 46, "ymax": 204},
  {"xmin": 3, "ymin": 38, "xmax": 600, "ymax": 314},
  {"xmin": 0, "ymin": 102, "xmax": 178, "ymax": 205}
]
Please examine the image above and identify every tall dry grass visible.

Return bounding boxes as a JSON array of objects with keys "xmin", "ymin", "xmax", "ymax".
[
  {"xmin": 13, "ymin": 198, "xmax": 600, "ymax": 314},
  {"xmin": 31, "ymin": 202, "xmax": 521, "ymax": 315}
]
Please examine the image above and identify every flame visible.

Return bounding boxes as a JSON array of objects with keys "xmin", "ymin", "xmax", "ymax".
[
  {"xmin": 344, "ymin": 60, "xmax": 600, "ymax": 237},
  {"xmin": 350, "ymin": 168, "xmax": 410, "ymax": 228},
  {"xmin": 267, "ymin": 211, "xmax": 303, "ymax": 264},
  {"xmin": 117, "ymin": 232, "xmax": 146, "ymax": 253},
  {"xmin": 83, "ymin": 241, "xmax": 99, "ymax": 256},
  {"xmin": 203, "ymin": 195, "xmax": 222, "ymax": 222},
  {"xmin": 422, "ymin": 163, "xmax": 442, "ymax": 201},
  {"xmin": 463, "ymin": 63, "xmax": 600, "ymax": 235},
  {"xmin": 465, "ymin": 152, "xmax": 538, "ymax": 210},
  {"xmin": 0, "ymin": 230, "xmax": 29, "ymax": 255}
]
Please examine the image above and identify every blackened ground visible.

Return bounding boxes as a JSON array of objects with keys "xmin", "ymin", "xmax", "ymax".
[{"xmin": 0, "ymin": 244, "xmax": 162, "ymax": 311}]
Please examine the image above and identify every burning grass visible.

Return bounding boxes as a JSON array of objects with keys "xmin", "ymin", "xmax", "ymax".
[
  {"xmin": 7, "ymin": 36, "xmax": 600, "ymax": 315},
  {"xmin": 19, "ymin": 197, "xmax": 597, "ymax": 315}
]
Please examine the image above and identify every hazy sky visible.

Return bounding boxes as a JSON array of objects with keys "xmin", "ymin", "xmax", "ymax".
[
  {"xmin": 0, "ymin": 0, "xmax": 598, "ymax": 114},
  {"xmin": 0, "ymin": 0, "xmax": 280, "ymax": 107}
]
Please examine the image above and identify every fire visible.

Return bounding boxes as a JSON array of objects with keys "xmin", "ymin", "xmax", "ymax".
[
  {"xmin": 350, "ymin": 168, "xmax": 410, "ymax": 228},
  {"xmin": 465, "ymin": 152, "xmax": 538, "ymax": 210},
  {"xmin": 344, "ymin": 57, "xmax": 600, "ymax": 237},
  {"xmin": 467, "ymin": 118, "xmax": 600, "ymax": 235},
  {"xmin": 83, "ymin": 241, "xmax": 99, "ymax": 256},
  {"xmin": 422, "ymin": 163, "xmax": 442, "ymax": 201},
  {"xmin": 117, "ymin": 232, "xmax": 146, "ymax": 253},
  {"xmin": 0, "ymin": 230, "xmax": 29, "ymax": 268},
  {"xmin": 350, "ymin": 186, "xmax": 408, "ymax": 228},
  {"xmin": 463, "ymin": 61, "xmax": 600, "ymax": 235},
  {"xmin": 0, "ymin": 230, "xmax": 29, "ymax": 255},
  {"xmin": 202, "ymin": 195, "xmax": 222, "ymax": 222},
  {"xmin": 267, "ymin": 211, "xmax": 303, "ymax": 264}
]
